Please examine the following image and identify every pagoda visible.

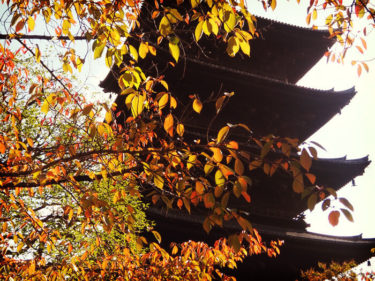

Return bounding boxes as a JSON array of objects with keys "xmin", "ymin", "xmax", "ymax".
[{"xmin": 100, "ymin": 0, "xmax": 374, "ymax": 279}]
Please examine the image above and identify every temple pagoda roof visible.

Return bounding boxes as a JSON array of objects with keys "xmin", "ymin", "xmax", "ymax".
[{"xmin": 147, "ymin": 205, "xmax": 375, "ymax": 280}]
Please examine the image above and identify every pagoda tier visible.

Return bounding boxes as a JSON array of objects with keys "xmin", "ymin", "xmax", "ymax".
[
  {"xmin": 233, "ymin": 155, "xmax": 370, "ymax": 222},
  {"xmin": 147, "ymin": 206, "xmax": 375, "ymax": 280},
  {"xmin": 134, "ymin": 0, "xmax": 336, "ymax": 84},
  {"xmin": 100, "ymin": 44, "xmax": 356, "ymax": 140}
]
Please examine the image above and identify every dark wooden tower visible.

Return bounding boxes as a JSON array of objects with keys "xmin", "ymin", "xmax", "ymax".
[{"xmin": 100, "ymin": 0, "xmax": 374, "ymax": 279}]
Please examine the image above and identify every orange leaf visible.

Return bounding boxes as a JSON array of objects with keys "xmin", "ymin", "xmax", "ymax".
[
  {"xmin": 305, "ymin": 173, "xmax": 316, "ymax": 184},
  {"xmin": 328, "ymin": 210, "xmax": 340, "ymax": 226},
  {"xmin": 177, "ymin": 198, "xmax": 183, "ymax": 209},
  {"xmin": 210, "ymin": 147, "xmax": 223, "ymax": 163},
  {"xmin": 193, "ymin": 98, "xmax": 202, "ymax": 113},
  {"xmin": 163, "ymin": 113, "xmax": 174, "ymax": 136},
  {"xmin": 203, "ymin": 193, "xmax": 215, "ymax": 209}
]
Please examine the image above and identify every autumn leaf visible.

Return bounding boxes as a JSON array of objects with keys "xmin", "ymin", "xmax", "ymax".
[
  {"xmin": 328, "ymin": 210, "xmax": 340, "ymax": 226},
  {"xmin": 164, "ymin": 113, "xmax": 174, "ymax": 136},
  {"xmin": 154, "ymin": 174, "xmax": 164, "ymax": 189},
  {"xmin": 169, "ymin": 37, "xmax": 180, "ymax": 62},
  {"xmin": 193, "ymin": 98, "xmax": 202, "ymax": 113},
  {"xmin": 217, "ymin": 126, "xmax": 229, "ymax": 144}
]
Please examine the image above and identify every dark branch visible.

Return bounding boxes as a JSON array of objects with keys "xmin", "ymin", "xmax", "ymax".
[{"xmin": 0, "ymin": 34, "xmax": 88, "ymax": 41}]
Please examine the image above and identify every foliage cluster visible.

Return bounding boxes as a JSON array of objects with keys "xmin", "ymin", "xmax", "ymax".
[{"xmin": 0, "ymin": 0, "xmax": 374, "ymax": 279}]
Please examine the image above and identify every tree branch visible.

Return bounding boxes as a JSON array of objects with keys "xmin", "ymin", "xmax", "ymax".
[{"xmin": 0, "ymin": 34, "xmax": 89, "ymax": 41}]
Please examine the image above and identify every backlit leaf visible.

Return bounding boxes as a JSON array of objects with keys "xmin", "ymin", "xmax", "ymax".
[
  {"xmin": 339, "ymin": 197, "xmax": 354, "ymax": 211},
  {"xmin": 27, "ymin": 16, "xmax": 35, "ymax": 31},
  {"xmin": 217, "ymin": 126, "xmax": 229, "ymax": 144},
  {"xmin": 193, "ymin": 98, "xmax": 202, "ymax": 113},
  {"xmin": 215, "ymin": 169, "xmax": 225, "ymax": 186},
  {"xmin": 169, "ymin": 41, "xmax": 180, "ymax": 62},
  {"xmin": 195, "ymin": 21, "xmax": 203, "ymax": 41},
  {"xmin": 105, "ymin": 111, "xmax": 112, "ymax": 123},
  {"xmin": 158, "ymin": 93, "xmax": 169, "ymax": 109},
  {"xmin": 154, "ymin": 174, "xmax": 164, "ymax": 189},
  {"xmin": 210, "ymin": 147, "xmax": 223, "ymax": 163},
  {"xmin": 139, "ymin": 42, "xmax": 148, "ymax": 59},
  {"xmin": 328, "ymin": 210, "xmax": 340, "ymax": 226},
  {"xmin": 131, "ymin": 94, "xmax": 145, "ymax": 117},
  {"xmin": 176, "ymin": 123, "xmax": 184, "ymax": 136},
  {"xmin": 164, "ymin": 113, "xmax": 174, "ymax": 136},
  {"xmin": 341, "ymin": 208, "xmax": 354, "ymax": 222}
]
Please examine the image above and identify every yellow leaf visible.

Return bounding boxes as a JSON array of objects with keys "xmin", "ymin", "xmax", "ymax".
[
  {"xmin": 215, "ymin": 169, "xmax": 225, "ymax": 186},
  {"xmin": 193, "ymin": 98, "xmax": 202, "ymax": 113},
  {"xmin": 158, "ymin": 93, "xmax": 169, "ymax": 109},
  {"xmin": 312, "ymin": 8, "xmax": 317, "ymax": 20},
  {"xmin": 223, "ymin": 10, "xmax": 236, "ymax": 32},
  {"xmin": 68, "ymin": 208, "xmax": 74, "ymax": 221},
  {"xmin": 202, "ymin": 19, "xmax": 212, "ymax": 36},
  {"xmin": 35, "ymin": 46, "xmax": 41, "ymax": 63},
  {"xmin": 169, "ymin": 41, "xmax": 180, "ymax": 62},
  {"xmin": 94, "ymin": 43, "xmax": 105, "ymax": 59},
  {"xmin": 187, "ymin": 154, "xmax": 197, "ymax": 170},
  {"xmin": 164, "ymin": 113, "xmax": 174, "ymax": 136},
  {"xmin": 239, "ymin": 39, "xmax": 250, "ymax": 56},
  {"xmin": 195, "ymin": 21, "xmax": 203, "ymax": 41},
  {"xmin": 27, "ymin": 16, "xmax": 35, "ymax": 31},
  {"xmin": 41, "ymin": 94, "xmax": 56, "ymax": 114},
  {"xmin": 191, "ymin": 0, "xmax": 200, "ymax": 8},
  {"xmin": 271, "ymin": 0, "xmax": 276, "ymax": 10},
  {"xmin": 129, "ymin": 45, "xmax": 138, "ymax": 61},
  {"xmin": 154, "ymin": 174, "xmax": 164, "ymax": 189},
  {"xmin": 226, "ymin": 36, "xmax": 239, "ymax": 57},
  {"xmin": 176, "ymin": 123, "xmax": 184, "ymax": 136},
  {"xmin": 17, "ymin": 242, "xmax": 24, "ymax": 253},
  {"xmin": 170, "ymin": 96, "xmax": 177, "ymax": 108},
  {"xmin": 139, "ymin": 42, "xmax": 148, "ymax": 59},
  {"xmin": 26, "ymin": 138, "xmax": 34, "ymax": 148},
  {"xmin": 105, "ymin": 111, "xmax": 112, "ymax": 123},
  {"xmin": 131, "ymin": 94, "xmax": 145, "ymax": 117},
  {"xmin": 159, "ymin": 16, "xmax": 172, "ymax": 37},
  {"xmin": 217, "ymin": 126, "xmax": 229, "ymax": 144}
]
